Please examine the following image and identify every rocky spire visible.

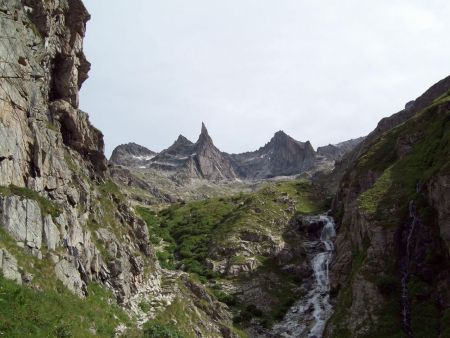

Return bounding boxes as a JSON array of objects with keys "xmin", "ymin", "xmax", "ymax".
[
  {"xmin": 196, "ymin": 122, "xmax": 214, "ymax": 149},
  {"xmin": 201, "ymin": 122, "xmax": 208, "ymax": 135}
]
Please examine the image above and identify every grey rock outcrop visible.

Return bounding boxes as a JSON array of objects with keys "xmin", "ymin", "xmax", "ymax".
[
  {"xmin": 0, "ymin": 249, "xmax": 22, "ymax": 285},
  {"xmin": 55, "ymin": 258, "xmax": 86, "ymax": 297},
  {"xmin": 0, "ymin": 196, "xmax": 43, "ymax": 250},
  {"xmin": 43, "ymin": 215, "xmax": 60, "ymax": 250}
]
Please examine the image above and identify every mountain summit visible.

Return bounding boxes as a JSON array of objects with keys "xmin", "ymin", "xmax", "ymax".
[
  {"xmin": 146, "ymin": 124, "xmax": 237, "ymax": 181},
  {"xmin": 229, "ymin": 130, "xmax": 316, "ymax": 179},
  {"xmin": 190, "ymin": 123, "xmax": 237, "ymax": 181},
  {"xmin": 110, "ymin": 142, "xmax": 156, "ymax": 167},
  {"xmin": 195, "ymin": 122, "xmax": 215, "ymax": 150}
]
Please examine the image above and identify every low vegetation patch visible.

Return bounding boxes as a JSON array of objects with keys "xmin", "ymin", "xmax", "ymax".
[
  {"xmin": 137, "ymin": 180, "xmax": 326, "ymax": 281},
  {"xmin": 355, "ymin": 98, "xmax": 450, "ymax": 227},
  {"xmin": 0, "ymin": 275, "xmax": 132, "ymax": 338}
]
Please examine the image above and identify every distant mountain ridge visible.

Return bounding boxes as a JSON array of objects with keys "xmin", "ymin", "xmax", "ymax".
[
  {"xmin": 317, "ymin": 137, "xmax": 365, "ymax": 162},
  {"xmin": 228, "ymin": 130, "xmax": 316, "ymax": 179},
  {"xmin": 110, "ymin": 125, "xmax": 362, "ymax": 181},
  {"xmin": 121, "ymin": 123, "xmax": 236, "ymax": 181}
]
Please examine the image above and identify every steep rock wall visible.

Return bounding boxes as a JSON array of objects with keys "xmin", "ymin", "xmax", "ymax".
[
  {"xmin": 0, "ymin": 0, "xmax": 159, "ymax": 315},
  {"xmin": 326, "ymin": 81, "xmax": 450, "ymax": 337}
]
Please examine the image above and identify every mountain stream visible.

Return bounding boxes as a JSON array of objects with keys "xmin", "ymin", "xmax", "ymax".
[{"xmin": 272, "ymin": 215, "xmax": 336, "ymax": 338}]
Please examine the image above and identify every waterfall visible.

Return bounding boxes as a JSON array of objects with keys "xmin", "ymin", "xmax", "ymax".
[
  {"xmin": 272, "ymin": 215, "xmax": 336, "ymax": 338},
  {"xmin": 400, "ymin": 200, "xmax": 417, "ymax": 338}
]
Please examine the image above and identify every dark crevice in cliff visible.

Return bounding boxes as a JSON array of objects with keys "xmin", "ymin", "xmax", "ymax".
[
  {"xmin": 0, "ymin": 155, "xmax": 13, "ymax": 163},
  {"xmin": 49, "ymin": 54, "xmax": 69, "ymax": 103}
]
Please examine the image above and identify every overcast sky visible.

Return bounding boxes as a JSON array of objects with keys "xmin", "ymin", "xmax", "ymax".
[{"xmin": 80, "ymin": 0, "xmax": 450, "ymax": 157}]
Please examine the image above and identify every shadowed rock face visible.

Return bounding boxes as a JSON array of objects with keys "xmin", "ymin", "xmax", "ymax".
[
  {"xmin": 325, "ymin": 76, "xmax": 450, "ymax": 338},
  {"xmin": 229, "ymin": 131, "xmax": 316, "ymax": 179},
  {"xmin": 191, "ymin": 123, "xmax": 238, "ymax": 180},
  {"xmin": 110, "ymin": 143, "xmax": 156, "ymax": 167}
]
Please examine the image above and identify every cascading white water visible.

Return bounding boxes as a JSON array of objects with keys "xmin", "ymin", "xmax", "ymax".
[
  {"xmin": 400, "ymin": 200, "xmax": 417, "ymax": 338},
  {"xmin": 272, "ymin": 215, "xmax": 336, "ymax": 338}
]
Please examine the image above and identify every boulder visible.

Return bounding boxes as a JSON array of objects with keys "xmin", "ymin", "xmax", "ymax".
[
  {"xmin": 1, "ymin": 249, "xmax": 22, "ymax": 285},
  {"xmin": 0, "ymin": 196, "xmax": 43, "ymax": 249},
  {"xmin": 43, "ymin": 215, "xmax": 60, "ymax": 250},
  {"xmin": 55, "ymin": 259, "xmax": 85, "ymax": 297}
]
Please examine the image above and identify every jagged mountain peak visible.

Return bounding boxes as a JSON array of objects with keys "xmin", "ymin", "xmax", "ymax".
[
  {"xmin": 176, "ymin": 134, "xmax": 191, "ymax": 143},
  {"xmin": 170, "ymin": 134, "xmax": 193, "ymax": 148},
  {"xmin": 147, "ymin": 124, "xmax": 236, "ymax": 181},
  {"xmin": 112, "ymin": 142, "xmax": 155, "ymax": 156},
  {"xmin": 109, "ymin": 142, "xmax": 156, "ymax": 166},
  {"xmin": 157, "ymin": 134, "xmax": 193, "ymax": 158},
  {"xmin": 201, "ymin": 122, "xmax": 208, "ymax": 135},
  {"xmin": 195, "ymin": 122, "xmax": 215, "ymax": 149},
  {"xmin": 229, "ymin": 131, "xmax": 316, "ymax": 179},
  {"xmin": 273, "ymin": 130, "xmax": 288, "ymax": 138},
  {"xmin": 265, "ymin": 130, "xmax": 311, "ymax": 151}
]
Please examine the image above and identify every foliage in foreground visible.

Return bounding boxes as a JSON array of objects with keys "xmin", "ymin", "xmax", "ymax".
[{"xmin": 0, "ymin": 275, "xmax": 132, "ymax": 338}]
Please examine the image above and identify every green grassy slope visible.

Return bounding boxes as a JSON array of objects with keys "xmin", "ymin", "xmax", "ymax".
[
  {"xmin": 137, "ymin": 180, "xmax": 326, "ymax": 280},
  {"xmin": 138, "ymin": 179, "xmax": 329, "ymax": 330}
]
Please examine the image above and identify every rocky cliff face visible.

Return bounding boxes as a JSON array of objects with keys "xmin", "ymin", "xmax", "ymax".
[
  {"xmin": 0, "ymin": 0, "xmax": 157, "ymax": 309},
  {"xmin": 229, "ymin": 131, "xmax": 316, "ymax": 180},
  {"xmin": 191, "ymin": 123, "xmax": 238, "ymax": 181},
  {"xmin": 0, "ymin": 1, "xmax": 239, "ymax": 336},
  {"xmin": 325, "ymin": 77, "xmax": 450, "ymax": 337}
]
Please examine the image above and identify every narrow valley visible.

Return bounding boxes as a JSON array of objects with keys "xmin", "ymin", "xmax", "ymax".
[{"xmin": 0, "ymin": 1, "xmax": 449, "ymax": 338}]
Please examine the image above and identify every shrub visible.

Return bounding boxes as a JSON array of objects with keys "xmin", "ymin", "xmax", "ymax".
[{"xmin": 142, "ymin": 321, "xmax": 183, "ymax": 338}]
